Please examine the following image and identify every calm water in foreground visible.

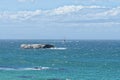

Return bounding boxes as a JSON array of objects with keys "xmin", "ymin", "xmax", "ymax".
[{"xmin": 0, "ymin": 40, "xmax": 120, "ymax": 80}]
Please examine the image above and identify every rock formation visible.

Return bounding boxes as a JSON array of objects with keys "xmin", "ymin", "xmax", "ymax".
[{"xmin": 21, "ymin": 44, "xmax": 54, "ymax": 49}]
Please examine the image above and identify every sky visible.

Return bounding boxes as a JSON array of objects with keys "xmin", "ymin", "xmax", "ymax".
[{"xmin": 0, "ymin": 0, "xmax": 120, "ymax": 39}]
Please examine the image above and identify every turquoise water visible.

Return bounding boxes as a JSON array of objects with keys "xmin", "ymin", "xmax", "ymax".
[{"xmin": 0, "ymin": 40, "xmax": 120, "ymax": 80}]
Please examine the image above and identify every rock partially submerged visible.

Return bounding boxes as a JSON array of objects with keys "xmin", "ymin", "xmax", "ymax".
[{"xmin": 21, "ymin": 44, "xmax": 54, "ymax": 49}]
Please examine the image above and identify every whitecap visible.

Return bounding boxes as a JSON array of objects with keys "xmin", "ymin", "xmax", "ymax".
[
  {"xmin": 50, "ymin": 47, "xmax": 67, "ymax": 50},
  {"xmin": 0, "ymin": 66, "xmax": 50, "ymax": 71},
  {"xmin": 0, "ymin": 66, "xmax": 66, "ymax": 71}
]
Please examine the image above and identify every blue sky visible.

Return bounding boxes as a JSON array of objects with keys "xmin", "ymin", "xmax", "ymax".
[{"xmin": 0, "ymin": 0, "xmax": 120, "ymax": 39}]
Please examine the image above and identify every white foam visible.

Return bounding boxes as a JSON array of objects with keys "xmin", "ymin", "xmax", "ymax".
[
  {"xmin": 0, "ymin": 67, "xmax": 50, "ymax": 71},
  {"xmin": 50, "ymin": 47, "xmax": 67, "ymax": 50},
  {"xmin": 21, "ymin": 67, "xmax": 50, "ymax": 70},
  {"xmin": 0, "ymin": 68, "xmax": 16, "ymax": 70}
]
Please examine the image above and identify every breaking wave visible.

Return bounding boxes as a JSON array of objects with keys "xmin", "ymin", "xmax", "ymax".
[
  {"xmin": 50, "ymin": 47, "xmax": 67, "ymax": 50},
  {"xmin": 0, "ymin": 66, "xmax": 50, "ymax": 71},
  {"xmin": 0, "ymin": 66, "xmax": 66, "ymax": 71}
]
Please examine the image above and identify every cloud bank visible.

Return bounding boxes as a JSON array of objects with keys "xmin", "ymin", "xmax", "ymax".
[{"xmin": 0, "ymin": 5, "xmax": 120, "ymax": 23}]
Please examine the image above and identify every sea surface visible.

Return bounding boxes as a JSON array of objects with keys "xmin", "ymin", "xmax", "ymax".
[{"xmin": 0, "ymin": 40, "xmax": 120, "ymax": 80}]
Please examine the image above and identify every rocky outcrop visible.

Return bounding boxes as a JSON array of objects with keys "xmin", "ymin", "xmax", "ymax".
[{"xmin": 20, "ymin": 44, "xmax": 54, "ymax": 49}]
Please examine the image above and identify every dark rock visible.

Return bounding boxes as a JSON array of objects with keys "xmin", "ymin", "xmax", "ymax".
[
  {"xmin": 21, "ymin": 44, "xmax": 54, "ymax": 49},
  {"xmin": 43, "ymin": 44, "xmax": 54, "ymax": 48}
]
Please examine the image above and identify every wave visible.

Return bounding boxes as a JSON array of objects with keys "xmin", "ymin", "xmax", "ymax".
[
  {"xmin": 0, "ymin": 66, "xmax": 50, "ymax": 71},
  {"xmin": 50, "ymin": 47, "xmax": 67, "ymax": 50},
  {"xmin": 0, "ymin": 66, "xmax": 66, "ymax": 71},
  {"xmin": 20, "ymin": 67, "xmax": 50, "ymax": 71}
]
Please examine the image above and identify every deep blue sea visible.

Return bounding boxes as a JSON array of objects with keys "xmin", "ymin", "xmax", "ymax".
[{"xmin": 0, "ymin": 40, "xmax": 120, "ymax": 80}]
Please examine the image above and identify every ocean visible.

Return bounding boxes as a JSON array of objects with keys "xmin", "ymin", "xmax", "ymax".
[{"xmin": 0, "ymin": 40, "xmax": 120, "ymax": 80}]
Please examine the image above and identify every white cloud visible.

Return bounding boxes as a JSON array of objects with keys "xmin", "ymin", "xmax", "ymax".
[
  {"xmin": 50, "ymin": 5, "xmax": 103, "ymax": 15},
  {"xmin": 91, "ymin": 7, "xmax": 120, "ymax": 18},
  {"xmin": 12, "ymin": 10, "xmax": 41, "ymax": 20},
  {"xmin": 0, "ymin": 5, "xmax": 104, "ymax": 21},
  {"xmin": 0, "ymin": 10, "xmax": 41, "ymax": 20},
  {"xmin": 1, "ymin": 5, "xmax": 120, "ymax": 23},
  {"xmin": 51, "ymin": 5, "xmax": 83, "ymax": 15},
  {"xmin": 102, "ymin": 7, "xmax": 120, "ymax": 16}
]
